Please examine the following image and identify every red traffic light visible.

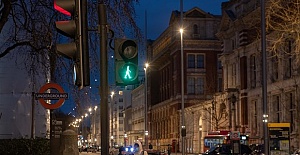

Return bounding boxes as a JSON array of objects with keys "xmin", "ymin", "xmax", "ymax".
[{"xmin": 54, "ymin": 0, "xmax": 75, "ymax": 16}]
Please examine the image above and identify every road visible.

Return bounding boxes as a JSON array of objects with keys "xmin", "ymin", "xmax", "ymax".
[{"xmin": 79, "ymin": 152, "xmax": 100, "ymax": 155}]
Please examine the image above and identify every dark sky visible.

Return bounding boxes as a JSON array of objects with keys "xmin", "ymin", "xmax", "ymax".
[
  {"xmin": 135, "ymin": 0, "xmax": 228, "ymax": 40},
  {"xmin": 62, "ymin": 0, "xmax": 229, "ymax": 115}
]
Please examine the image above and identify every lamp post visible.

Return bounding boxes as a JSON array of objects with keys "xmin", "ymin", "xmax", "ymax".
[
  {"xmin": 124, "ymin": 133, "xmax": 127, "ymax": 147},
  {"xmin": 230, "ymin": 94, "xmax": 237, "ymax": 131},
  {"xmin": 111, "ymin": 136, "xmax": 114, "ymax": 148},
  {"xmin": 180, "ymin": 27, "xmax": 186, "ymax": 155},
  {"xmin": 144, "ymin": 63, "xmax": 149, "ymax": 148},
  {"xmin": 111, "ymin": 91, "xmax": 115, "ymax": 148},
  {"xmin": 81, "ymin": 115, "xmax": 84, "ymax": 139},
  {"xmin": 93, "ymin": 106, "xmax": 97, "ymax": 144},
  {"xmin": 199, "ymin": 126, "xmax": 202, "ymax": 153}
]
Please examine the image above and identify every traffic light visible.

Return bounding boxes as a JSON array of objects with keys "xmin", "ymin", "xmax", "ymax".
[
  {"xmin": 114, "ymin": 39, "xmax": 138, "ymax": 85},
  {"xmin": 54, "ymin": 0, "xmax": 90, "ymax": 88}
]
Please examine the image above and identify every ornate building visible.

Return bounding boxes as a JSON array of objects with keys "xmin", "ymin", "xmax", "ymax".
[
  {"xmin": 146, "ymin": 0, "xmax": 300, "ymax": 153},
  {"xmin": 146, "ymin": 7, "xmax": 222, "ymax": 153},
  {"xmin": 217, "ymin": 0, "xmax": 300, "ymax": 151}
]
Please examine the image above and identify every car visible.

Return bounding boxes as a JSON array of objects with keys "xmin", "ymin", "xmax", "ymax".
[
  {"xmin": 249, "ymin": 144, "xmax": 264, "ymax": 155},
  {"xmin": 202, "ymin": 143, "xmax": 252, "ymax": 155},
  {"xmin": 292, "ymin": 149, "xmax": 300, "ymax": 155}
]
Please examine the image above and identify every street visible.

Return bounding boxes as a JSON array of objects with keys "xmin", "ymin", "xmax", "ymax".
[
  {"xmin": 79, "ymin": 152, "xmax": 193, "ymax": 155},
  {"xmin": 79, "ymin": 152, "xmax": 100, "ymax": 155}
]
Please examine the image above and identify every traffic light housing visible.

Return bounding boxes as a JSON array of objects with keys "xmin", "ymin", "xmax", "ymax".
[
  {"xmin": 114, "ymin": 39, "xmax": 138, "ymax": 85},
  {"xmin": 54, "ymin": 0, "xmax": 90, "ymax": 89}
]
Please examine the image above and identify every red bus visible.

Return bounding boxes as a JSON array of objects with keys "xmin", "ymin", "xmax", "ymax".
[{"xmin": 203, "ymin": 130, "xmax": 230, "ymax": 152}]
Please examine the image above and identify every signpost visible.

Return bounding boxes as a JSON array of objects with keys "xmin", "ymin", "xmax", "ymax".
[
  {"xmin": 35, "ymin": 83, "xmax": 68, "ymax": 109},
  {"xmin": 230, "ymin": 131, "xmax": 240, "ymax": 155},
  {"xmin": 268, "ymin": 123, "xmax": 290, "ymax": 155}
]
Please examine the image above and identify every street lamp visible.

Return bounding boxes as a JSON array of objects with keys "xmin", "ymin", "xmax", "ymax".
[
  {"xmin": 199, "ymin": 126, "xmax": 202, "ymax": 153},
  {"xmin": 111, "ymin": 136, "xmax": 114, "ymax": 148},
  {"xmin": 144, "ymin": 63, "xmax": 149, "ymax": 148},
  {"xmin": 93, "ymin": 106, "xmax": 98, "ymax": 144},
  {"xmin": 124, "ymin": 133, "xmax": 128, "ymax": 147},
  {"xmin": 180, "ymin": 27, "xmax": 186, "ymax": 155},
  {"xmin": 110, "ymin": 91, "xmax": 115, "ymax": 148}
]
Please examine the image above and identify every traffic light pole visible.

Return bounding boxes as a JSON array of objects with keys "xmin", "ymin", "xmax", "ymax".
[{"xmin": 98, "ymin": 3, "xmax": 109, "ymax": 155}]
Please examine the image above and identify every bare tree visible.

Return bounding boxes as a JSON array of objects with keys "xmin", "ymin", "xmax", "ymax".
[
  {"xmin": 266, "ymin": 0, "xmax": 300, "ymax": 62},
  {"xmin": 0, "ymin": 0, "xmax": 142, "ymax": 113}
]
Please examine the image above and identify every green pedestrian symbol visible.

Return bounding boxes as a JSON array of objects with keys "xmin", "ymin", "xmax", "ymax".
[{"xmin": 124, "ymin": 66, "xmax": 132, "ymax": 79}]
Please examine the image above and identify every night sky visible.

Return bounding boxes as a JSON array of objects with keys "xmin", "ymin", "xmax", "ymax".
[
  {"xmin": 62, "ymin": 0, "xmax": 229, "ymax": 115},
  {"xmin": 135, "ymin": 0, "xmax": 229, "ymax": 40}
]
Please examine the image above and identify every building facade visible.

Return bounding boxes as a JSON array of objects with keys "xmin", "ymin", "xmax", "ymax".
[
  {"xmin": 104, "ymin": 0, "xmax": 300, "ymax": 154},
  {"xmin": 217, "ymin": 0, "xmax": 300, "ymax": 151},
  {"xmin": 147, "ymin": 7, "xmax": 222, "ymax": 153}
]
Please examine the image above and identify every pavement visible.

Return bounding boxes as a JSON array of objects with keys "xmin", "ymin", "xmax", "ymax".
[
  {"xmin": 79, "ymin": 152, "xmax": 99, "ymax": 155},
  {"xmin": 79, "ymin": 152, "xmax": 200, "ymax": 155}
]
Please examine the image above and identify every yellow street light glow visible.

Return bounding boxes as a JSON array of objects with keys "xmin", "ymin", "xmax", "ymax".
[{"xmin": 180, "ymin": 28, "xmax": 183, "ymax": 34}]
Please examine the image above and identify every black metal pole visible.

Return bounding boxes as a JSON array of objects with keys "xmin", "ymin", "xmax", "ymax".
[
  {"xmin": 261, "ymin": 0, "xmax": 269, "ymax": 154},
  {"xmin": 31, "ymin": 92, "xmax": 35, "ymax": 139},
  {"xmin": 98, "ymin": 3, "xmax": 109, "ymax": 155}
]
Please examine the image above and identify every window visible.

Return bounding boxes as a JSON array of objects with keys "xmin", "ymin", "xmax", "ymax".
[
  {"xmin": 119, "ymin": 98, "xmax": 123, "ymax": 102},
  {"xmin": 193, "ymin": 24, "xmax": 198, "ymax": 34},
  {"xmin": 250, "ymin": 54, "xmax": 256, "ymax": 88},
  {"xmin": 187, "ymin": 77, "xmax": 195, "ymax": 94},
  {"xmin": 197, "ymin": 55, "xmax": 204, "ymax": 68},
  {"xmin": 188, "ymin": 55, "xmax": 195, "ymax": 68},
  {"xmin": 119, "ymin": 91, "xmax": 123, "ymax": 95},
  {"xmin": 119, "ymin": 113, "xmax": 124, "ymax": 117},
  {"xmin": 270, "ymin": 52, "xmax": 279, "ymax": 82},
  {"xmin": 252, "ymin": 100, "xmax": 258, "ymax": 135},
  {"xmin": 217, "ymin": 60, "xmax": 222, "ymax": 70},
  {"xmin": 196, "ymin": 77, "xmax": 205, "ymax": 94},
  {"xmin": 284, "ymin": 39, "xmax": 294, "ymax": 78},
  {"xmin": 231, "ymin": 63, "xmax": 236, "ymax": 86},
  {"xmin": 272, "ymin": 95, "xmax": 280, "ymax": 122},
  {"xmin": 217, "ymin": 77, "xmax": 223, "ymax": 92},
  {"xmin": 286, "ymin": 92, "xmax": 295, "ymax": 132},
  {"xmin": 187, "ymin": 77, "xmax": 204, "ymax": 94},
  {"xmin": 187, "ymin": 54, "xmax": 205, "ymax": 69},
  {"xmin": 119, "ymin": 106, "xmax": 123, "ymax": 110}
]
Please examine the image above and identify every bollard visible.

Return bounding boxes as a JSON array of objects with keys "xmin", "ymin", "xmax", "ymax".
[{"xmin": 60, "ymin": 129, "xmax": 79, "ymax": 155}]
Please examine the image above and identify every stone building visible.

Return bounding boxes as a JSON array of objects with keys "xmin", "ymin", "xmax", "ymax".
[
  {"xmin": 217, "ymin": 0, "xmax": 300, "ymax": 151},
  {"xmin": 146, "ymin": 7, "xmax": 222, "ymax": 153},
  {"xmin": 146, "ymin": 0, "xmax": 300, "ymax": 153}
]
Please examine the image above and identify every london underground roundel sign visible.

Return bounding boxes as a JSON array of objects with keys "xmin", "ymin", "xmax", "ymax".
[{"xmin": 36, "ymin": 83, "xmax": 68, "ymax": 109}]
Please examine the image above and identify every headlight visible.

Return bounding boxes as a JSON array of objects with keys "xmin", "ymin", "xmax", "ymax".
[
  {"xmin": 125, "ymin": 148, "xmax": 128, "ymax": 152},
  {"xmin": 130, "ymin": 148, "xmax": 134, "ymax": 152}
]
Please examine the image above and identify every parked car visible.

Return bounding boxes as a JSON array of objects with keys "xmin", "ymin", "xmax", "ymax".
[
  {"xmin": 83, "ymin": 146, "xmax": 97, "ymax": 153},
  {"xmin": 249, "ymin": 144, "xmax": 264, "ymax": 155},
  {"xmin": 292, "ymin": 149, "xmax": 300, "ymax": 155},
  {"xmin": 202, "ymin": 143, "xmax": 252, "ymax": 155}
]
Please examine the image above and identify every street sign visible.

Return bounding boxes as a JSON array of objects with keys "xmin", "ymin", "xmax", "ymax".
[
  {"xmin": 268, "ymin": 123, "xmax": 290, "ymax": 154},
  {"xmin": 230, "ymin": 131, "xmax": 240, "ymax": 140},
  {"xmin": 36, "ymin": 83, "xmax": 68, "ymax": 109}
]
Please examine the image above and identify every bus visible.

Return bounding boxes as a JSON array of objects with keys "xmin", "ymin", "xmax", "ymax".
[{"xmin": 203, "ymin": 130, "xmax": 230, "ymax": 152}]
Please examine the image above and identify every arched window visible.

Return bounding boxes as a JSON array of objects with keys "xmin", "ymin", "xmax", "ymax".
[{"xmin": 193, "ymin": 24, "xmax": 198, "ymax": 34}]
